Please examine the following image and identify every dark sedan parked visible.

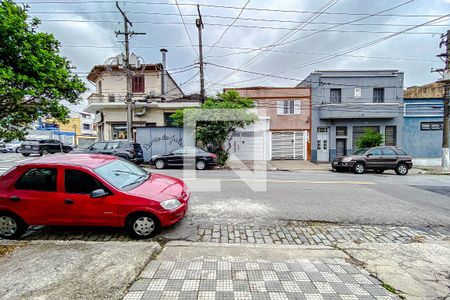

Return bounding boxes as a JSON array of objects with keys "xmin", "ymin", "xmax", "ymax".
[
  {"xmin": 79, "ymin": 140, "xmax": 144, "ymax": 164},
  {"xmin": 19, "ymin": 139, "xmax": 73, "ymax": 156},
  {"xmin": 150, "ymin": 147, "xmax": 217, "ymax": 170},
  {"xmin": 332, "ymin": 146, "xmax": 413, "ymax": 175}
]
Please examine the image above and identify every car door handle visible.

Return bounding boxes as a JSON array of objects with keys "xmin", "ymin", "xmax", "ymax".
[
  {"xmin": 9, "ymin": 196, "xmax": 20, "ymax": 202},
  {"xmin": 64, "ymin": 199, "xmax": 74, "ymax": 205}
]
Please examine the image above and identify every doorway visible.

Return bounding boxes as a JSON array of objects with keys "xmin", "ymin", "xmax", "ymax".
[
  {"xmin": 317, "ymin": 127, "xmax": 329, "ymax": 162},
  {"xmin": 336, "ymin": 139, "xmax": 347, "ymax": 157}
]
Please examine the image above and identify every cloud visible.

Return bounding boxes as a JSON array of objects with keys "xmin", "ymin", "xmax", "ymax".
[{"xmin": 27, "ymin": 0, "xmax": 450, "ymax": 110}]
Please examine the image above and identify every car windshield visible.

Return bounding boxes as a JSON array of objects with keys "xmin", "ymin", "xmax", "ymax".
[
  {"xmin": 94, "ymin": 159, "xmax": 149, "ymax": 190},
  {"xmin": 352, "ymin": 148, "xmax": 368, "ymax": 156}
]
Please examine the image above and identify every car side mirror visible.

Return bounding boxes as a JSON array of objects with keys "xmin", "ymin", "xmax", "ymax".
[
  {"xmin": 169, "ymin": 152, "xmax": 174, "ymax": 156},
  {"xmin": 91, "ymin": 188, "xmax": 108, "ymax": 198}
]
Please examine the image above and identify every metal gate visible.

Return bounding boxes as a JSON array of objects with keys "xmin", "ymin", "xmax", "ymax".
[
  {"xmin": 271, "ymin": 131, "xmax": 304, "ymax": 160},
  {"xmin": 230, "ymin": 131, "xmax": 265, "ymax": 160}
]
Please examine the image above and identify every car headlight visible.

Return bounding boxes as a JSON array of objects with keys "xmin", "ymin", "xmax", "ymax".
[
  {"xmin": 160, "ymin": 199, "xmax": 181, "ymax": 210},
  {"xmin": 342, "ymin": 157, "xmax": 353, "ymax": 163}
]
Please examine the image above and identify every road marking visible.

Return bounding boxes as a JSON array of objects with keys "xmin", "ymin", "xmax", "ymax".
[{"xmin": 182, "ymin": 178, "xmax": 375, "ymax": 185}]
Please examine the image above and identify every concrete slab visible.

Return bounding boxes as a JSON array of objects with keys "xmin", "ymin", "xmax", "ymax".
[
  {"xmin": 158, "ymin": 241, "xmax": 347, "ymax": 261},
  {"xmin": 0, "ymin": 240, "xmax": 161, "ymax": 300},
  {"xmin": 339, "ymin": 241, "xmax": 450, "ymax": 300}
]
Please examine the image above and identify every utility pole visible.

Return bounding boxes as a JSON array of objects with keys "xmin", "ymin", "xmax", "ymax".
[
  {"xmin": 196, "ymin": 4, "xmax": 206, "ymax": 103},
  {"xmin": 435, "ymin": 30, "xmax": 450, "ymax": 170},
  {"xmin": 115, "ymin": 1, "xmax": 145, "ymax": 141}
]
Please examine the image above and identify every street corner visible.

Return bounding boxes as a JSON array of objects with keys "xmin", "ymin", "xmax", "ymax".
[
  {"xmin": 337, "ymin": 241, "xmax": 450, "ymax": 299},
  {"xmin": 0, "ymin": 240, "xmax": 161, "ymax": 300},
  {"xmin": 123, "ymin": 242, "xmax": 400, "ymax": 300}
]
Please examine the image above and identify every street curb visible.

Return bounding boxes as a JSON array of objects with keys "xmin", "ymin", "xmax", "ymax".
[{"xmin": 164, "ymin": 240, "xmax": 335, "ymax": 250}]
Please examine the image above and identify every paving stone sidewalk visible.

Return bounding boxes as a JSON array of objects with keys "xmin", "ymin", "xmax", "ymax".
[
  {"xmin": 124, "ymin": 256, "xmax": 399, "ymax": 300},
  {"xmin": 19, "ymin": 221, "xmax": 448, "ymax": 246},
  {"xmin": 198, "ymin": 221, "xmax": 448, "ymax": 246}
]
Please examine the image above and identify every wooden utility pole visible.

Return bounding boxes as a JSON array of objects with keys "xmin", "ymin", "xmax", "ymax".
[
  {"xmin": 115, "ymin": 1, "xmax": 145, "ymax": 141},
  {"xmin": 196, "ymin": 4, "xmax": 206, "ymax": 103}
]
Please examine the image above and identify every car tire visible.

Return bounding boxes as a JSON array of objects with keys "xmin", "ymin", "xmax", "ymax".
[
  {"xmin": 374, "ymin": 169, "xmax": 385, "ymax": 174},
  {"xmin": 21, "ymin": 153, "xmax": 30, "ymax": 157},
  {"xmin": 0, "ymin": 212, "xmax": 28, "ymax": 239},
  {"xmin": 154, "ymin": 159, "xmax": 166, "ymax": 169},
  {"xmin": 15, "ymin": 147, "xmax": 19, "ymax": 153},
  {"xmin": 196, "ymin": 160, "xmax": 206, "ymax": 170},
  {"xmin": 126, "ymin": 213, "xmax": 160, "ymax": 239},
  {"xmin": 395, "ymin": 163, "xmax": 409, "ymax": 175},
  {"xmin": 353, "ymin": 162, "xmax": 365, "ymax": 174},
  {"xmin": 40, "ymin": 149, "xmax": 49, "ymax": 156}
]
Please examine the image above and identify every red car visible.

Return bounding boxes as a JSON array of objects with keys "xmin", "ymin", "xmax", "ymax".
[{"xmin": 0, "ymin": 154, "xmax": 189, "ymax": 239}]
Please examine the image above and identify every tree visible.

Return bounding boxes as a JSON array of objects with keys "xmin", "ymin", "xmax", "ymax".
[
  {"xmin": 356, "ymin": 128, "xmax": 383, "ymax": 149},
  {"xmin": 0, "ymin": 0, "xmax": 86, "ymax": 140},
  {"xmin": 171, "ymin": 90, "xmax": 257, "ymax": 165}
]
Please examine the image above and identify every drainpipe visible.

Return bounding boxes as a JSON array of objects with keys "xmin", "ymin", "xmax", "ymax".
[
  {"xmin": 134, "ymin": 106, "xmax": 147, "ymax": 117},
  {"xmin": 160, "ymin": 48, "xmax": 167, "ymax": 97}
]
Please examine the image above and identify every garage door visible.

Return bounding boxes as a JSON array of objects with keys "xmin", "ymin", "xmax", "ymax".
[
  {"xmin": 230, "ymin": 131, "xmax": 266, "ymax": 160},
  {"xmin": 271, "ymin": 131, "xmax": 304, "ymax": 160}
]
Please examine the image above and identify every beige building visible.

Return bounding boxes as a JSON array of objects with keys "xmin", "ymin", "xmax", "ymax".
[
  {"xmin": 85, "ymin": 51, "xmax": 200, "ymax": 140},
  {"xmin": 404, "ymin": 82, "xmax": 444, "ymax": 99}
]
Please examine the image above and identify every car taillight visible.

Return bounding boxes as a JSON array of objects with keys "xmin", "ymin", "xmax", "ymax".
[{"xmin": 211, "ymin": 154, "xmax": 217, "ymax": 159}]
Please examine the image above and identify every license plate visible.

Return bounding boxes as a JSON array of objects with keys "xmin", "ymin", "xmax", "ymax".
[
  {"xmin": 25, "ymin": 145, "xmax": 31, "ymax": 149},
  {"xmin": 333, "ymin": 162, "xmax": 338, "ymax": 165}
]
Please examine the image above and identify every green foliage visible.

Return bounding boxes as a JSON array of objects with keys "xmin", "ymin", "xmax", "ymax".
[
  {"xmin": 356, "ymin": 128, "xmax": 383, "ymax": 149},
  {"xmin": 171, "ymin": 90, "xmax": 258, "ymax": 165},
  {"xmin": 0, "ymin": 0, "xmax": 86, "ymax": 140}
]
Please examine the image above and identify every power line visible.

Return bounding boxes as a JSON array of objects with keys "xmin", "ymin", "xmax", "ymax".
[
  {"xmin": 29, "ymin": 10, "xmax": 450, "ymax": 27},
  {"xmin": 208, "ymin": 0, "xmax": 341, "ymax": 89},
  {"xmin": 35, "ymin": 18, "xmax": 446, "ymax": 35},
  {"xmin": 20, "ymin": 1, "xmax": 448, "ymax": 18},
  {"xmin": 174, "ymin": 0, "xmax": 197, "ymax": 56},
  {"xmin": 205, "ymin": 0, "xmax": 251, "ymax": 56}
]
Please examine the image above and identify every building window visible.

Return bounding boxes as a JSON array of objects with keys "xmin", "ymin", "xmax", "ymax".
[
  {"xmin": 353, "ymin": 126, "xmax": 380, "ymax": 149},
  {"xmin": 330, "ymin": 88, "xmax": 341, "ymax": 103},
  {"xmin": 164, "ymin": 112, "xmax": 175, "ymax": 126},
  {"xmin": 421, "ymin": 122, "xmax": 443, "ymax": 131},
  {"xmin": 373, "ymin": 88, "xmax": 384, "ymax": 103},
  {"xmin": 132, "ymin": 75, "xmax": 145, "ymax": 93},
  {"xmin": 277, "ymin": 100, "xmax": 301, "ymax": 115},
  {"xmin": 336, "ymin": 126, "xmax": 347, "ymax": 136},
  {"xmin": 83, "ymin": 123, "xmax": 91, "ymax": 131},
  {"xmin": 108, "ymin": 94, "xmax": 115, "ymax": 102},
  {"xmin": 111, "ymin": 124, "xmax": 127, "ymax": 140},
  {"xmin": 385, "ymin": 126, "xmax": 397, "ymax": 146}
]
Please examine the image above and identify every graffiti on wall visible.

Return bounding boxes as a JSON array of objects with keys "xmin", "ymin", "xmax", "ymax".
[{"xmin": 136, "ymin": 127, "xmax": 183, "ymax": 161}]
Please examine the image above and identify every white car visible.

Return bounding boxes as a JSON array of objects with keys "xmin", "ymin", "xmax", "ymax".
[{"xmin": 2, "ymin": 140, "xmax": 22, "ymax": 153}]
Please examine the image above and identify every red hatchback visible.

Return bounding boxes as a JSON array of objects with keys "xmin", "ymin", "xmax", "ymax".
[{"xmin": 0, "ymin": 154, "xmax": 190, "ymax": 239}]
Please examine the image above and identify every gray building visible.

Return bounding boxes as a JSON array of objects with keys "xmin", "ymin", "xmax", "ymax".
[{"xmin": 299, "ymin": 70, "xmax": 404, "ymax": 162}]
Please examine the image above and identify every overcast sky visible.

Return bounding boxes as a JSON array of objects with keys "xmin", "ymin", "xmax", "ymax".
[{"xmin": 24, "ymin": 0, "xmax": 450, "ymax": 111}]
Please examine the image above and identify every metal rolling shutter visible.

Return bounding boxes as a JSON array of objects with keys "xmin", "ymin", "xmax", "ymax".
[{"xmin": 271, "ymin": 131, "xmax": 304, "ymax": 160}]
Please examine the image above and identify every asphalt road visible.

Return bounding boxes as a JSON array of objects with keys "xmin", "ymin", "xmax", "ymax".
[{"xmin": 1, "ymin": 153, "xmax": 449, "ymax": 233}]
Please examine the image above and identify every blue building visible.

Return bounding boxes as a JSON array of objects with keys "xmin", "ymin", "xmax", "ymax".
[
  {"xmin": 403, "ymin": 82, "xmax": 448, "ymax": 165},
  {"xmin": 299, "ymin": 70, "xmax": 404, "ymax": 162}
]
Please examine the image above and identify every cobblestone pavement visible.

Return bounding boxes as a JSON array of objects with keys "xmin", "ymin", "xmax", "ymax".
[
  {"xmin": 19, "ymin": 221, "xmax": 448, "ymax": 245},
  {"xmin": 198, "ymin": 221, "xmax": 448, "ymax": 246},
  {"xmin": 124, "ymin": 256, "xmax": 399, "ymax": 300}
]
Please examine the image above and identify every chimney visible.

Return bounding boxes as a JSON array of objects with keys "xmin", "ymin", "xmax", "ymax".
[{"xmin": 160, "ymin": 48, "xmax": 167, "ymax": 96}]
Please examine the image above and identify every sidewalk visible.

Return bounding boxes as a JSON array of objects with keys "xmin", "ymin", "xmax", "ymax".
[
  {"xmin": 226, "ymin": 160, "xmax": 329, "ymax": 172},
  {"xmin": 125, "ymin": 242, "xmax": 399, "ymax": 300}
]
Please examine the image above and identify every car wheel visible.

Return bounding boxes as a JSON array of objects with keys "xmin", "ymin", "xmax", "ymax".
[
  {"xmin": 41, "ymin": 149, "xmax": 49, "ymax": 156},
  {"xmin": 15, "ymin": 147, "xmax": 19, "ymax": 153},
  {"xmin": 395, "ymin": 163, "xmax": 409, "ymax": 175},
  {"xmin": 374, "ymin": 169, "xmax": 385, "ymax": 174},
  {"xmin": 21, "ymin": 153, "xmax": 30, "ymax": 157},
  {"xmin": 0, "ymin": 212, "xmax": 28, "ymax": 239},
  {"xmin": 196, "ymin": 160, "xmax": 206, "ymax": 170},
  {"xmin": 126, "ymin": 213, "xmax": 159, "ymax": 239},
  {"xmin": 353, "ymin": 162, "xmax": 365, "ymax": 174},
  {"xmin": 155, "ymin": 159, "xmax": 166, "ymax": 169}
]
